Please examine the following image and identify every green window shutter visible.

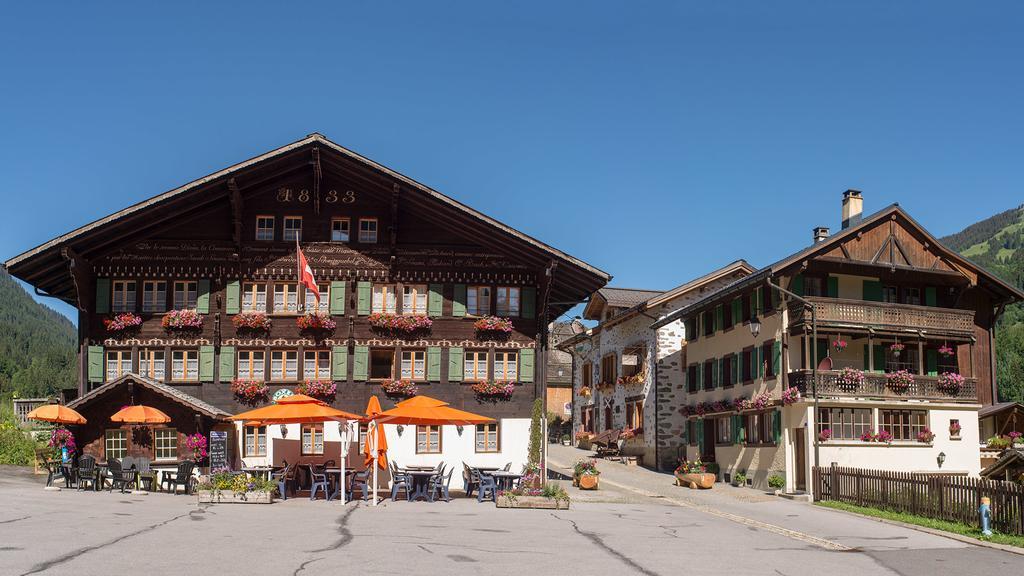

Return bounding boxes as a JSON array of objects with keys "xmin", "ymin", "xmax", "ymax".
[
  {"xmin": 681, "ymin": 423, "xmax": 688, "ymax": 444},
  {"xmin": 717, "ymin": 358, "xmax": 724, "ymax": 388},
  {"xmin": 225, "ymin": 280, "xmax": 240, "ymax": 314},
  {"xmin": 427, "ymin": 347, "xmax": 442, "ymax": 381},
  {"xmin": 732, "ymin": 299, "xmax": 741, "ymax": 324},
  {"xmin": 329, "ymin": 281, "xmax": 347, "ymax": 315},
  {"xmin": 521, "ymin": 287, "xmax": 536, "ymax": 319},
  {"xmin": 755, "ymin": 345, "xmax": 763, "ymax": 378},
  {"xmin": 696, "ymin": 423, "xmax": 704, "ymax": 449},
  {"xmin": 772, "ymin": 410, "xmax": 782, "ymax": 444},
  {"xmin": 926, "ymin": 349, "xmax": 938, "ymax": 376},
  {"xmin": 88, "ymin": 346, "xmax": 104, "ymax": 382},
  {"xmin": 428, "ymin": 284, "xmax": 444, "ymax": 317},
  {"xmin": 356, "ymin": 282, "xmax": 372, "ymax": 316},
  {"xmin": 196, "ymin": 279, "xmax": 211, "ymax": 313},
  {"xmin": 95, "ymin": 278, "xmax": 111, "ymax": 314},
  {"xmin": 696, "ymin": 363, "xmax": 703, "ymax": 391},
  {"xmin": 353, "ymin": 346, "xmax": 369, "ymax": 381},
  {"xmin": 331, "ymin": 346, "xmax": 348, "ymax": 381},
  {"xmin": 754, "ymin": 287, "xmax": 763, "ymax": 316},
  {"xmin": 714, "ymin": 305, "xmax": 723, "ymax": 332},
  {"xmin": 791, "ymin": 274, "xmax": 804, "ymax": 297},
  {"xmin": 732, "ymin": 353, "xmax": 739, "ymax": 384},
  {"xmin": 732, "ymin": 415, "xmax": 741, "ymax": 445},
  {"xmin": 452, "ymin": 284, "xmax": 467, "ymax": 317},
  {"xmin": 827, "ymin": 276, "xmax": 838, "ymax": 298},
  {"xmin": 448, "ymin": 347, "xmax": 464, "ymax": 382},
  {"xmin": 816, "ymin": 338, "xmax": 828, "ymax": 367},
  {"xmin": 199, "ymin": 345, "xmax": 215, "ymax": 382},
  {"xmin": 863, "ymin": 344, "xmax": 871, "ymax": 371},
  {"xmin": 925, "ymin": 287, "xmax": 937, "ymax": 307},
  {"xmin": 772, "ymin": 341, "xmax": 782, "ymax": 376},
  {"xmin": 873, "ymin": 345, "xmax": 886, "ymax": 373},
  {"xmin": 862, "ymin": 280, "xmax": 882, "ymax": 302},
  {"xmin": 520, "ymin": 348, "xmax": 535, "ymax": 383},
  {"xmin": 736, "ymin": 416, "xmax": 746, "ymax": 444},
  {"xmin": 219, "ymin": 346, "xmax": 235, "ymax": 381}
]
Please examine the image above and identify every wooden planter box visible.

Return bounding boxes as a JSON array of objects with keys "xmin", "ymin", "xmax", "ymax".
[
  {"xmin": 196, "ymin": 490, "xmax": 273, "ymax": 504},
  {"xmin": 496, "ymin": 494, "xmax": 570, "ymax": 509},
  {"xmin": 675, "ymin": 472, "xmax": 715, "ymax": 489}
]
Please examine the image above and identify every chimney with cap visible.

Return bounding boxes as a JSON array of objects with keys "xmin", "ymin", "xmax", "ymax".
[
  {"xmin": 813, "ymin": 226, "xmax": 830, "ymax": 243},
  {"xmin": 842, "ymin": 189, "xmax": 863, "ymax": 229}
]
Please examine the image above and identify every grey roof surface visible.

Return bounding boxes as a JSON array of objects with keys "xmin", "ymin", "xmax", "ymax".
[
  {"xmin": 978, "ymin": 401, "xmax": 1023, "ymax": 419},
  {"xmin": 68, "ymin": 373, "xmax": 231, "ymax": 418},
  {"xmin": 597, "ymin": 287, "xmax": 664, "ymax": 308}
]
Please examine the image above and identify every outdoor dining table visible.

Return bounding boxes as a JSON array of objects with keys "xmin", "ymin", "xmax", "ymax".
[
  {"xmin": 404, "ymin": 469, "xmax": 440, "ymax": 501},
  {"xmin": 324, "ymin": 468, "xmax": 357, "ymax": 501},
  {"xmin": 488, "ymin": 471, "xmax": 523, "ymax": 491}
]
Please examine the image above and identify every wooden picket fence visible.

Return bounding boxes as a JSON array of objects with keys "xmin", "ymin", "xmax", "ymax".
[{"xmin": 813, "ymin": 465, "xmax": 1024, "ymax": 535}]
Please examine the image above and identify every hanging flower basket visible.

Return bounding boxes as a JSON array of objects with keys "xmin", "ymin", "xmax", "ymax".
[
  {"xmin": 616, "ymin": 372, "xmax": 646, "ymax": 386},
  {"xmin": 297, "ymin": 379, "xmax": 337, "ymax": 400},
  {"xmin": 381, "ymin": 379, "xmax": 418, "ymax": 397},
  {"xmin": 578, "ymin": 386, "xmax": 592, "ymax": 398},
  {"xmin": 889, "ymin": 342, "xmax": 905, "ymax": 355},
  {"xmin": 836, "ymin": 367, "xmax": 866, "ymax": 391},
  {"xmin": 781, "ymin": 387, "xmax": 801, "ymax": 406},
  {"xmin": 885, "ymin": 370, "xmax": 914, "ymax": 394},
  {"xmin": 162, "ymin": 309, "xmax": 204, "ymax": 331},
  {"xmin": 938, "ymin": 344, "xmax": 955, "ymax": 358},
  {"xmin": 832, "ymin": 339, "xmax": 848, "ymax": 352},
  {"xmin": 232, "ymin": 312, "xmax": 272, "ymax": 332},
  {"xmin": 949, "ymin": 421, "xmax": 962, "ymax": 437},
  {"xmin": 184, "ymin": 433, "xmax": 208, "ymax": 464},
  {"xmin": 296, "ymin": 312, "xmax": 337, "ymax": 332},
  {"xmin": 49, "ymin": 427, "xmax": 77, "ymax": 460},
  {"xmin": 473, "ymin": 316, "xmax": 514, "ymax": 336},
  {"xmin": 937, "ymin": 372, "xmax": 965, "ymax": 394},
  {"xmin": 231, "ymin": 379, "xmax": 269, "ymax": 406},
  {"xmin": 368, "ymin": 313, "xmax": 433, "ymax": 335},
  {"xmin": 818, "ymin": 428, "xmax": 832, "ymax": 442},
  {"xmin": 104, "ymin": 312, "xmax": 143, "ymax": 332},
  {"xmin": 471, "ymin": 380, "xmax": 515, "ymax": 399}
]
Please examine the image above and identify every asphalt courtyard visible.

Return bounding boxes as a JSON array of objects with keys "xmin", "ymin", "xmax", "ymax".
[{"xmin": 1, "ymin": 460, "xmax": 1021, "ymax": 576}]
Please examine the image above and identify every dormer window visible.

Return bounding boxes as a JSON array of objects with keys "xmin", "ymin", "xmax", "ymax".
[
  {"xmin": 256, "ymin": 216, "xmax": 275, "ymax": 241},
  {"xmin": 359, "ymin": 218, "xmax": 378, "ymax": 243},
  {"xmin": 283, "ymin": 216, "xmax": 302, "ymax": 242},
  {"xmin": 331, "ymin": 218, "xmax": 350, "ymax": 242}
]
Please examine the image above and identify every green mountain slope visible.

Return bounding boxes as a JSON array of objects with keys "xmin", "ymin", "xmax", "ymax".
[
  {"xmin": 0, "ymin": 269, "xmax": 77, "ymax": 397},
  {"xmin": 941, "ymin": 204, "xmax": 1024, "ymax": 403}
]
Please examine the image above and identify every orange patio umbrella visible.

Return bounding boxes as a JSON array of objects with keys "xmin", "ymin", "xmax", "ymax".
[
  {"xmin": 373, "ymin": 395, "xmax": 495, "ymax": 426},
  {"xmin": 111, "ymin": 405, "xmax": 171, "ymax": 424},
  {"xmin": 363, "ymin": 396, "xmax": 387, "ymax": 470},
  {"xmin": 229, "ymin": 394, "xmax": 362, "ymax": 424},
  {"xmin": 26, "ymin": 404, "xmax": 86, "ymax": 425}
]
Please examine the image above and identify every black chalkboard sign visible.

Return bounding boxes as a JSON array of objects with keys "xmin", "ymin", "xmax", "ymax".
[{"xmin": 209, "ymin": 430, "xmax": 228, "ymax": 471}]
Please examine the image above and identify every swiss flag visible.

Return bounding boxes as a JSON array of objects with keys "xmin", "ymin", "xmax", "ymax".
[{"xmin": 296, "ymin": 238, "xmax": 320, "ymax": 304}]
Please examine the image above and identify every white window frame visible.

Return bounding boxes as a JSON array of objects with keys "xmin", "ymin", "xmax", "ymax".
[
  {"xmin": 242, "ymin": 283, "xmax": 268, "ymax": 312},
  {"xmin": 173, "ymin": 280, "xmax": 198, "ymax": 310},
  {"xmin": 256, "ymin": 215, "xmax": 275, "ymax": 241},
  {"xmin": 154, "ymin": 428, "xmax": 178, "ymax": 461},
  {"xmin": 271, "ymin": 350, "xmax": 298, "ymax": 381},
  {"xmin": 283, "ymin": 216, "xmax": 302, "ymax": 242},
  {"xmin": 105, "ymin": 429, "xmax": 127, "ymax": 460},
  {"xmin": 142, "ymin": 280, "xmax": 166, "ymax": 313},
  {"xmin": 402, "ymin": 284, "xmax": 429, "ymax": 316},
  {"xmin": 467, "ymin": 286, "xmax": 491, "ymax": 316},
  {"xmin": 111, "ymin": 280, "xmax": 136, "ymax": 313},
  {"xmin": 372, "ymin": 284, "xmax": 397, "ymax": 314},
  {"xmin": 172, "ymin": 350, "xmax": 199, "ymax": 381},
  {"xmin": 494, "ymin": 351, "xmax": 518, "ymax": 381},
  {"xmin": 496, "ymin": 286, "xmax": 520, "ymax": 317},
  {"xmin": 303, "ymin": 350, "xmax": 331, "ymax": 380},
  {"xmin": 331, "ymin": 218, "xmax": 350, "ymax": 242},
  {"xmin": 358, "ymin": 218, "xmax": 378, "ymax": 243},
  {"xmin": 237, "ymin": 350, "xmax": 266, "ymax": 381},
  {"xmin": 401, "ymin": 350, "xmax": 426, "ymax": 381}
]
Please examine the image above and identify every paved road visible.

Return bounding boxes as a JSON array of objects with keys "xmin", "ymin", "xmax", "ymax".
[{"xmin": 1, "ymin": 461, "xmax": 1020, "ymax": 575}]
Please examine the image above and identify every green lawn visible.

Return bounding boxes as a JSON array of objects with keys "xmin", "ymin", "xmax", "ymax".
[{"xmin": 815, "ymin": 500, "xmax": 1024, "ymax": 549}]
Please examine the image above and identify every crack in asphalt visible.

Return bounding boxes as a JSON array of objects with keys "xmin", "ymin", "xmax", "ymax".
[
  {"xmin": 0, "ymin": 515, "xmax": 31, "ymax": 525},
  {"xmin": 307, "ymin": 503, "xmax": 359, "ymax": 554},
  {"xmin": 20, "ymin": 510, "xmax": 192, "ymax": 576},
  {"xmin": 551, "ymin": 513, "xmax": 663, "ymax": 576}
]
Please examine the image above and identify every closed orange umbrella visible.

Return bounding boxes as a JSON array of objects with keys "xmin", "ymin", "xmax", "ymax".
[
  {"xmin": 363, "ymin": 396, "xmax": 387, "ymax": 470},
  {"xmin": 27, "ymin": 404, "xmax": 86, "ymax": 425},
  {"xmin": 229, "ymin": 394, "xmax": 362, "ymax": 424},
  {"xmin": 373, "ymin": 395, "xmax": 494, "ymax": 426},
  {"xmin": 111, "ymin": 405, "xmax": 171, "ymax": 424}
]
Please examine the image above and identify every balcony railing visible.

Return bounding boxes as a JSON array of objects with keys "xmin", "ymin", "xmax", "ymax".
[
  {"xmin": 789, "ymin": 297, "xmax": 975, "ymax": 335},
  {"xmin": 789, "ymin": 369, "xmax": 978, "ymax": 403}
]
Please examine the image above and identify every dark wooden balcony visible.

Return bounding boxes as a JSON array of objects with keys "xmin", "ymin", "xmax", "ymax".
[
  {"xmin": 789, "ymin": 297, "xmax": 975, "ymax": 336},
  {"xmin": 789, "ymin": 369, "xmax": 978, "ymax": 403}
]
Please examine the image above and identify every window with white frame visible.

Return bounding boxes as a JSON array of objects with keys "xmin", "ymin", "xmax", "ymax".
[
  {"xmin": 271, "ymin": 350, "xmax": 298, "ymax": 381},
  {"xmin": 475, "ymin": 423, "xmax": 499, "ymax": 453},
  {"xmin": 358, "ymin": 218, "xmax": 378, "ymax": 243},
  {"xmin": 881, "ymin": 409, "xmax": 927, "ymax": 442},
  {"xmin": 171, "ymin": 350, "xmax": 199, "ymax": 381},
  {"xmin": 467, "ymin": 286, "xmax": 491, "ymax": 316},
  {"xmin": 715, "ymin": 416, "xmax": 731, "ymax": 444},
  {"xmin": 818, "ymin": 407, "xmax": 872, "ymax": 440},
  {"xmin": 494, "ymin": 351, "xmax": 518, "ymax": 381},
  {"xmin": 495, "ymin": 287, "xmax": 520, "ymax": 316},
  {"xmin": 303, "ymin": 283, "xmax": 329, "ymax": 313},
  {"xmin": 402, "ymin": 284, "xmax": 428, "ymax": 316},
  {"xmin": 372, "ymin": 284, "xmax": 397, "ymax": 314},
  {"xmin": 154, "ymin": 428, "xmax": 177, "ymax": 460},
  {"xmin": 173, "ymin": 280, "xmax": 198, "ymax": 310},
  {"xmin": 302, "ymin": 423, "xmax": 324, "ymax": 455},
  {"xmin": 237, "ymin": 350, "xmax": 266, "ymax": 381},
  {"xmin": 303, "ymin": 350, "xmax": 330, "ymax": 380},
  {"xmin": 256, "ymin": 216, "xmax": 275, "ymax": 241},
  {"xmin": 242, "ymin": 283, "xmax": 267, "ymax": 312},
  {"xmin": 331, "ymin": 218, "xmax": 350, "ymax": 242},
  {"xmin": 401, "ymin": 350, "xmax": 426, "ymax": 380},
  {"xmin": 105, "ymin": 429, "xmax": 127, "ymax": 460},
  {"xmin": 273, "ymin": 283, "xmax": 299, "ymax": 314},
  {"xmin": 112, "ymin": 280, "xmax": 136, "ymax": 312},
  {"xmin": 283, "ymin": 216, "xmax": 302, "ymax": 241},
  {"xmin": 245, "ymin": 425, "xmax": 267, "ymax": 457},
  {"xmin": 416, "ymin": 425, "xmax": 441, "ymax": 454},
  {"xmin": 464, "ymin": 350, "xmax": 488, "ymax": 381},
  {"xmin": 139, "ymin": 348, "xmax": 165, "ymax": 381},
  {"xmin": 142, "ymin": 281, "xmax": 166, "ymax": 313},
  {"xmin": 105, "ymin": 350, "xmax": 132, "ymax": 381}
]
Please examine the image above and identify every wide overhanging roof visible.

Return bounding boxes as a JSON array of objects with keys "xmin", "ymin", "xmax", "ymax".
[{"xmin": 5, "ymin": 133, "xmax": 610, "ymax": 315}]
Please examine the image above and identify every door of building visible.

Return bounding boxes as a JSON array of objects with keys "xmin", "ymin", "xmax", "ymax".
[
  {"xmin": 604, "ymin": 403, "xmax": 613, "ymax": 431},
  {"xmin": 702, "ymin": 419, "xmax": 716, "ymax": 462},
  {"xmin": 794, "ymin": 427, "xmax": 807, "ymax": 491}
]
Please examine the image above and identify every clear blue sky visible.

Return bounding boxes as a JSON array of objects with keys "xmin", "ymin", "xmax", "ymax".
[{"xmin": 2, "ymin": 2, "xmax": 1021, "ymax": 322}]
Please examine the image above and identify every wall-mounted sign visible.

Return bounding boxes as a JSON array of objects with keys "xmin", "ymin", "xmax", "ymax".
[
  {"xmin": 208, "ymin": 431, "xmax": 228, "ymax": 471},
  {"xmin": 621, "ymin": 354, "xmax": 638, "ymax": 366},
  {"xmin": 563, "ymin": 402, "xmax": 572, "ymax": 415},
  {"xmin": 276, "ymin": 188, "xmax": 356, "ymax": 204},
  {"xmin": 272, "ymin": 389, "xmax": 294, "ymax": 401}
]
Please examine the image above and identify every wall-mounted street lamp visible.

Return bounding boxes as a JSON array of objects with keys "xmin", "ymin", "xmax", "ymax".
[
  {"xmin": 937, "ymin": 451, "xmax": 946, "ymax": 468},
  {"xmin": 279, "ymin": 424, "xmax": 288, "ymax": 438},
  {"xmin": 749, "ymin": 315, "xmax": 761, "ymax": 338}
]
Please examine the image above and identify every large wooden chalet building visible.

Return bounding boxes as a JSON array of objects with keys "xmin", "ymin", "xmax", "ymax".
[{"xmin": 5, "ymin": 133, "xmax": 609, "ymax": 474}]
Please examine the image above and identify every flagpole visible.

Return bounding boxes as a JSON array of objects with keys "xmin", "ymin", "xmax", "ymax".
[{"xmin": 295, "ymin": 236, "xmax": 302, "ymax": 312}]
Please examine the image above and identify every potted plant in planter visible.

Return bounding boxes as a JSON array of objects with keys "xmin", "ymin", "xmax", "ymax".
[
  {"xmin": 889, "ymin": 341, "xmax": 905, "ymax": 357},
  {"xmin": 885, "ymin": 369, "xmax": 914, "ymax": 394},
  {"xmin": 818, "ymin": 428, "xmax": 833, "ymax": 442},
  {"xmin": 573, "ymin": 459, "xmax": 600, "ymax": 489},
  {"xmin": 197, "ymin": 470, "xmax": 276, "ymax": 504},
  {"xmin": 675, "ymin": 458, "xmax": 715, "ymax": 489},
  {"xmin": 296, "ymin": 311, "xmax": 337, "ymax": 336},
  {"xmin": 104, "ymin": 312, "xmax": 143, "ymax": 333},
  {"xmin": 949, "ymin": 421, "xmax": 962, "ymax": 439},
  {"xmin": 561, "ymin": 433, "xmax": 571, "ymax": 446},
  {"xmin": 832, "ymin": 338, "xmax": 847, "ymax": 353},
  {"xmin": 380, "ymin": 378, "xmax": 418, "ymax": 398},
  {"xmin": 297, "ymin": 379, "xmax": 337, "ymax": 402},
  {"xmin": 161, "ymin": 309, "xmax": 204, "ymax": 332},
  {"xmin": 937, "ymin": 372, "xmax": 965, "ymax": 395},
  {"xmin": 767, "ymin": 473, "xmax": 785, "ymax": 495},
  {"xmin": 836, "ymin": 367, "xmax": 866, "ymax": 392},
  {"xmin": 232, "ymin": 311, "xmax": 272, "ymax": 333},
  {"xmin": 231, "ymin": 379, "xmax": 269, "ymax": 406},
  {"xmin": 916, "ymin": 427, "xmax": 935, "ymax": 444},
  {"xmin": 731, "ymin": 470, "xmax": 748, "ymax": 487},
  {"xmin": 471, "ymin": 380, "xmax": 515, "ymax": 401},
  {"xmin": 1010, "ymin": 431, "xmax": 1023, "ymax": 446},
  {"xmin": 496, "ymin": 472, "xmax": 570, "ymax": 510},
  {"xmin": 473, "ymin": 316, "xmax": 513, "ymax": 339},
  {"xmin": 575, "ymin": 431, "xmax": 595, "ymax": 450}
]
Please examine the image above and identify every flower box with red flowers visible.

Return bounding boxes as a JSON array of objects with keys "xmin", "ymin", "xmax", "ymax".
[
  {"xmin": 297, "ymin": 379, "xmax": 337, "ymax": 399},
  {"xmin": 781, "ymin": 387, "xmax": 801, "ymax": 406},
  {"xmin": 885, "ymin": 370, "xmax": 914, "ymax": 394},
  {"xmin": 381, "ymin": 378, "xmax": 418, "ymax": 397},
  {"xmin": 368, "ymin": 313, "xmax": 433, "ymax": 334},
  {"xmin": 232, "ymin": 312, "xmax": 272, "ymax": 332},
  {"xmin": 231, "ymin": 379, "xmax": 269, "ymax": 406},
  {"xmin": 471, "ymin": 380, "xmax": 515, "ymax": 398},
  {"xmin": 162, "ymin": 309, "xmax": 204, "ymax": 331},
  {"xmin": 916, "ymin": 427, "xmax": 935, "ymax": 443},
  {"xmin": 473, "ymin": 316, "xmax": 513, "ymax": 335},
  {"xmin": 296, "ymin": 312, "xmax": 337, "ymax": 331},
  {"xmin": 937, "ymin": 372, "xmax": 965, "ymax": 394},
  {"xmin": 104, "ymin": 312, "xmax": 143, "ymax": 332},
  {"xmin": 836, "ymin": 367, "xmax": 867, "ymax": 391},
  {"xmin": 818, "ymin": 428, "xmax": 833, "ymax": 442}
]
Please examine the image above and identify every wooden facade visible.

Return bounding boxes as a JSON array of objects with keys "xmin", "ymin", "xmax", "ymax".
[{"xmin": 5, "ymin": 133, "xmax": 609, "ymax": 463}]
